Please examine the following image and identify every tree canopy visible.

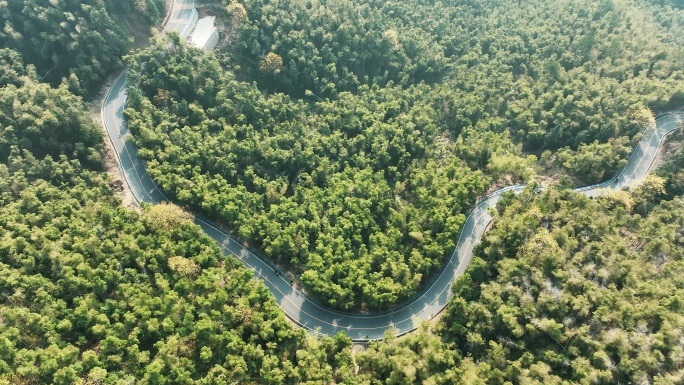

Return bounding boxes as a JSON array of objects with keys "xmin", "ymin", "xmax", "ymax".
[
  {"xmin": 125, "ymin": 0, "xmax": 684, "ymax": 309},
  {"xmin": 0, "ymin": 52, "xmax": 355, "ymax": 382},
  {"xmin": 3, "ymin": 0, "xmax": 684, "ymax": 383},
  {"xmin": 0, "ymin": 0, "xmax": 166, "ymax": 96},
  {"xmin": 125, "ymin": 39, "xmax": 491, "ymax": 310}
]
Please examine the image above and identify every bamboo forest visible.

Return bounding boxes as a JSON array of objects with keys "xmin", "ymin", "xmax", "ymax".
[{"xmin": 1, "ymin": 0, "xmax": 684, "ymax": 383}]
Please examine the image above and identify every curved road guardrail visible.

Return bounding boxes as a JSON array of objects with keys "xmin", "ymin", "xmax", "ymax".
[{"xmin": 100, "ymin": 0, "xmax": 684, "ymax": 341}]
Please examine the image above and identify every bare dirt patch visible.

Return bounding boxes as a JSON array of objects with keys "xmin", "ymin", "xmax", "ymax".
[
  {"xmin": 110, "ymin": 0, "xmax": 174, "ymax": 50},
  {"xmin": 650, "ymin": 131, "xmax": 683, "ymax": 171},
  {"xmin": 88, "ymin": 79, "xmax": 137, "ymax": 211},
  {"xmin": 103, "ymin": 138, "xmax": 138, "ymax": 210}
]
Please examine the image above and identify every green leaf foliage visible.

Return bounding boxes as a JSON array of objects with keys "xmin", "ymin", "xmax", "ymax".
[
  {"xmin": 4, "ymin": 0, "xmax": 684, "ymax": 382},
  {"xmin": 0, "ymin": 0, "xmax": 166, "ymax": 96},
  {"xmin": 0, "ymin": 43, "xmax": 356, "ymax": 382},
  {"xmin": 125, "ymin": 0, "xmax": 684, "ymax": 310},
  {"xmin": 0, "ymin": 78, "xmax": 103, "ymax": 169},
  {"xmin": 125, "ymin": 39, "xmax": 490, "ymax": 310},
  {"xmin": 436, "ymin": 186, "xmax": 684, "ymax": 384},
  {"xmin": 0, "ymin": 154, "xmax": 357, "ymax": 384}
]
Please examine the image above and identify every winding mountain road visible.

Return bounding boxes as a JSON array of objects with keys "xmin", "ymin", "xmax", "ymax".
[{"xmin": 101, "ymin": 0, "xmax": 684, "ymax": 341}]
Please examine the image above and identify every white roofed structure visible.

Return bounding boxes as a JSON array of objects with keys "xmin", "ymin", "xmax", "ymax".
[{"xmin": 189, "ymin": 16, "xmax": 219, "ymax": 52}]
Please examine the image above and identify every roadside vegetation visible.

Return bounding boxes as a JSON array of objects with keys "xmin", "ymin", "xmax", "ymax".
[
  {"xmin": 0, "ymin": 0, "xmax": 166, "ymax": 96},
  {"xmin": 2, "ymin": 0, "xmax": 684, "ymax": 383},
  {"xmin": 126, "ymin": 0, "xmax": 684, "ymax": 310}
]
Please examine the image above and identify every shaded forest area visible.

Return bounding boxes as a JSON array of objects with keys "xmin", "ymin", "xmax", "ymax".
[
  {"xmin": 125, "ymin": 41, "xmax": 490, "ymax": 310},
  {"xmin": 0, "ymin": 0, "xmax": 166, "ymax": 96},
  {"xmin": 126, "ymin": 0, "xmax": 684, "ymax": 310},
  {"xmin": 0, "ymin": 155, "xmax": 355, "ymax": 384}
]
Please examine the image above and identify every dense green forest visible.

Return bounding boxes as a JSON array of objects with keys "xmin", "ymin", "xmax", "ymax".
[
  {"xmin": 4, "ymin": 102, "xmax": 684, "ymax": 383},
  {"xmin": 0, "ymin": 0, "xmax": 166, "ymax": 96},
  {"xmin": 0, "ymin": 75, "xmax": 104, "ymax": 169},
  {"xmin": 5, "ymin": 130, "xmax": 684, "ymax": 383},
  {"xmin": 3, "ymin": 0, "xmax": 684, "ymax": 383},
  {"xmin": 125, "ymin": 0, "xmax": 684, "ymax": 310},
  {"xmin": 0, "ymin": 39, "xmax": 357, "ymax": 384},
  {"xmin": 360, "ymin": 182, "xmax": 684, "ymax": 384},
  {"xmin": 125, "ymin": 40, "xmax": 490, "ymax": 309},
  {"xmin": 0, "ymin": 154, "xmax": 357, "ymax": 384}
]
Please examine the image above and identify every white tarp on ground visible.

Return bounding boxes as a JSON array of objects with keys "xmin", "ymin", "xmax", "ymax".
[{"xmin": 189, "ymin": 16, "xmax": 218, "ymax": 52}]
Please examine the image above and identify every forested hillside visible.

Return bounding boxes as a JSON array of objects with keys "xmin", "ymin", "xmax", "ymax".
[
  {"xmin": 0, "ymin": 155, "xmax": 357, "ymax": 384},
  {"xmin": 5, "ymin": 124, "xmax": 684, "ymax": 384},
  {"xmin": 0, "ymin": 77, "xmax": 104, "ymax": 169},
  {"xmin": 359, "ymin": 183, "xmax": 684, "ymax": 384},
  {"xmin": 0, "ymin": 42, "xmax": 356, "ymax": 385},
  {"xmin": 125, "ymin": 39, "xmax": 490, "ymax": 310},
  {"xmin": 226, "ymin": 0, "xmax": 683, "ymax": 153},
  {"xmin": 3, "ymin": 0, "xmax": 684, "ymax": 383},
  {"xmin": 125, "ymin": 0, "xmax": 684, "ymax": 310},
  {"xmin": 0, "ymin": 0, "xmax": 166, "ymax": 96}
]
